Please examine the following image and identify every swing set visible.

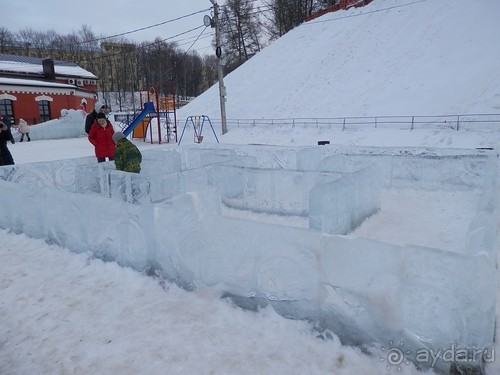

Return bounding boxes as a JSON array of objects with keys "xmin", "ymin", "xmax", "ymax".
[{"xmin": 178, "ymin": 115, "xmax": 219, "ymax": 145}]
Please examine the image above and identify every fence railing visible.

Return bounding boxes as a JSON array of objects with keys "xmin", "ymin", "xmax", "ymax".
[{"xmin": 200, "ymin": 114, "xmax": 500, "ymax": 133}]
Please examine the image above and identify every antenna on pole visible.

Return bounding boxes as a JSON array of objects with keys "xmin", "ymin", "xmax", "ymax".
[{"xmin": 206, "ymin": 0, "xmax": 228, "ymax": 134}]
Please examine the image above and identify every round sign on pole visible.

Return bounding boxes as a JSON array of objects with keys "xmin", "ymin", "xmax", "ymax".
[
  {"xmin": 216, "ymin": 46, "xmax": 222, "ymax": 58},
  {"xmin": 203, "ymin": 15, "xmax": 212, "ymax": 27}
]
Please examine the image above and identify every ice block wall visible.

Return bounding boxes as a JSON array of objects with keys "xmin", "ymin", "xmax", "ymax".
[
  {"xmin": 212, "ymin": 165, "xmax": 342, "ymax": 217},
  {"xmin": 0, "ymin": 144, "xmax": 496, "ymax": 374},
  {"xmin": 309, "ymin": 166, "xmax": 381, "ymax": 234},
  {"xmin": 295, "ymin": 146, "xmax": 490, "ymax": 189}
]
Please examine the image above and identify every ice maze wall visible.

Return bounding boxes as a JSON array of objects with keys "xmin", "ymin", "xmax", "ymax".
[{"xmin": 0, "ymin": 144, "xmax": 497, "ymax": 373}]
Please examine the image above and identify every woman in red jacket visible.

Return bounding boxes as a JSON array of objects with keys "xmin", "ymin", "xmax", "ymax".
[{"xmin": 88, "ymin": 112, "xmax": 116, "ymax": 163}]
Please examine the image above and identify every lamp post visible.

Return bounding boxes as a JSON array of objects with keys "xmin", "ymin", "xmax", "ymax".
[{"xmin": 207, "ymin": 0, "xmax": 228, "ymax": 134}]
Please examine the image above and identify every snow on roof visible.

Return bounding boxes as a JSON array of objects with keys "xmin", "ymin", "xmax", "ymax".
[
  {"xmin": 0, "ymin": 54, "xmax": 97, "ymax": 79},
  {"xmin": 0, "ymin": 76, "xmax": 78, "ymax": 89}
]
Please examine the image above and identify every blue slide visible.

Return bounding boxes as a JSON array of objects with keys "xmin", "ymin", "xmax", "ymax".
[{"xmin": 122, "ymin": 102, "xmax": 156, "ymax": 137}]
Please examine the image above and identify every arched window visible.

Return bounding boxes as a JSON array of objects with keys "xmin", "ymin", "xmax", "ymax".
[
  {"xmin": 0, "ymin": 98, "xmax": 15, "ymax": 124},
  {"xmin": 37, "ymin": 100, "xmax": 51, "ymax": 123},
  {"xmin": 34, "ymin": 95, "xmax": 53, "ymax": 123}
]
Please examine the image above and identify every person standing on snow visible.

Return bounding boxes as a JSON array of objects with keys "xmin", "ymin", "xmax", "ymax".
[
  {"xmin": 85, "ymin": 101, "xmax": 106, "ymax": 135},
  {"xmin": 0, "ymin": 112, "xmax": 12, "ymax": 131},
  {"xmin": 88, "ymin": 112, "xmax": 115, "ymax": 163},
  {"xmin": 18, "ymin": 119, "xmax": 31, "ymax": 142},
  {"xmin": 112, "ymin": 132, "xmax": 142, "ymax": 173},
  {"xmin": 0, "ymin": 119, "xmax": 15, "ymax": 165},
  {"xmin": 80, "ymin": 98, "xmax": 88, "ymax": 113}
]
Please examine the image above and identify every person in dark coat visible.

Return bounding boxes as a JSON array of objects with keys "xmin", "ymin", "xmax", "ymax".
[
  {"xmin": 112, "ymin": 132, "xmax": 142, "ymax": 173},
  {"xmin": 0, "ymin": 119, "xmax": 15, "ymax": 165},
  {"xmin": 1, "ymin": 114, "xmax": 12, "ymax": 130},
  {"xmin": 88, "ymin": 112, "xmax": 115, "ymax": 163},
  {"xmin": 85, "ymin": 101, "xmax": 106, "ymax": 135}
]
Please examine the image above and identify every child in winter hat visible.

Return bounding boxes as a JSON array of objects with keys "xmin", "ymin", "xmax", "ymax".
[
  {"xmin": 112, "ymin": 131, "xmax": 125, "ymax": 143},
  {"xmin": 94, "ymin": 101, "xmax": 105, "ymax": 113},
  {"xmin": 96, "ymin": 112, "xmax": 108, "ymax": 127}
]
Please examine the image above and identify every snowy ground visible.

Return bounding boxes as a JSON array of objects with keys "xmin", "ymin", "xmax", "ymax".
[{"xmin": 3, "ymin": 232, "xmax": 377, "ymax": 375}]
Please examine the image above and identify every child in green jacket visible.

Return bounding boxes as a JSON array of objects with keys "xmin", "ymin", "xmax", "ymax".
[{"xmin": 112, "ymin": 132, "xmax": 142, "ymax": 173}]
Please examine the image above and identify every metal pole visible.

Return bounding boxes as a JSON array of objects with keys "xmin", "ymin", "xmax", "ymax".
[
  {"xmin": 210, "ymin": 0, "xmax": 228, "ymax": 134},
  {"xmin": 155, "ymin": 89, "xmax": 161, "ymax": 144}
]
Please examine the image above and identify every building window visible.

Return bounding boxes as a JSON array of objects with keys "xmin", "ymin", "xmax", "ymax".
[
  {"xmin": 0, "ymin": 99, "xmax": 14, "ymax": 124},
  {"xmin": 38, "ymin": 100, "xmax": 51, "ymax": 122}
]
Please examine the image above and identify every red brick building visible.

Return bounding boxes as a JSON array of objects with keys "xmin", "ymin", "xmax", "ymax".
[{"xmin": 0, "ymin": 53, "xmax": 98, "ymax": 125}]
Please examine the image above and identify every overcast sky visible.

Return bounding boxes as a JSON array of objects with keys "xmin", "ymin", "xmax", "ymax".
[{"xmin": 5, "ymin": 0, "xmax": 217, "ymax": 54}]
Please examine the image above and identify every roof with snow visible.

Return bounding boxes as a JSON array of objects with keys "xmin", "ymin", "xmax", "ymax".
[
  {"xmin": 0, "ymin": 53, "xmax": 97, "ymax": 79},
  {"xmin": 0, "ymin": 76, "xmax": 78, "ymax": 89}
]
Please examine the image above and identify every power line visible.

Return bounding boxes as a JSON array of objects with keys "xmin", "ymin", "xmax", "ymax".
[
  {"xmin": 177, "ymin": 33, "xmax": 215, "ymax": 49},
  {"xmin": 88, "ymin": 0, "xmax": 424, "ymax": 62},
  {"xmin": 111, "ymin": 8, "xmax": 210, "ymax": 38},
  {"xmin": 58, "ymin": 8, "xmax": 212, "ymax": 50},
  {"xmin": 185, "ymin": 27, "xmax": 209, "ymax": 54},
  {"xmin": 79, "ymin": 25, "xmax": 208, "ymax": 64}
]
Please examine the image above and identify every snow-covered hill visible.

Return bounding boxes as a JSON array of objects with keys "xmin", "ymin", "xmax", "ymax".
[{"xmin": 179, "ymin": 0, "xmax": 500, "ymax": 120}]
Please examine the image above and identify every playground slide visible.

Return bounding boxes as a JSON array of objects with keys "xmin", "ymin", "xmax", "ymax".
[{"xmin": 122, "ymin": 102, "xmax": 156, "ymax": 137}]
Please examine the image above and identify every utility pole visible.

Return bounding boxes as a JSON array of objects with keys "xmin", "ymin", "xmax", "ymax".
[{"xmin": 209, "ymin": 0, "xmax": 228, "ymax": 134}]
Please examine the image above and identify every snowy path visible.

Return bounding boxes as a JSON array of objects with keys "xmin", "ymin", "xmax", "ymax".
[
  {"xmin": 222, "ymin": 188, "xmax": 479, "ymax": 253},
  {"xmin": 352, "ymin": 189, "xmax": 479, "ymax": 251}
]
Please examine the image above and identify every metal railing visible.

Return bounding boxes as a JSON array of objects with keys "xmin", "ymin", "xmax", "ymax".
[{"xmin": 200, "ymin": 114, "xmax": 500, "ymax": 133}]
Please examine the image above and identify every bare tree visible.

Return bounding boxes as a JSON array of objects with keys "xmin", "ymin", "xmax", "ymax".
[
  {"xmin": 220, "ymin": 0, "xmax": 262, "ymax": 73},
  {"xmin": 316, "ymin": 0, "xmax": 340, "ymax": 7},
  {"xmin": 202, "ymin": 55, "xmax": 219, "ymax": 89},
  {"xmin": 15, "ymin": 28, "xmax": 37, "ymax": 54},
  {"xmin": 262, "ymin": 0, "xmax": 315, "ymax": 39},
  {"xmin": 1, "ymin": 24, "xmax": 220, "ymax": 103},
  {"xmin": 0, "ymin": 27, "xmax": 14, "ymax": 53}
]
